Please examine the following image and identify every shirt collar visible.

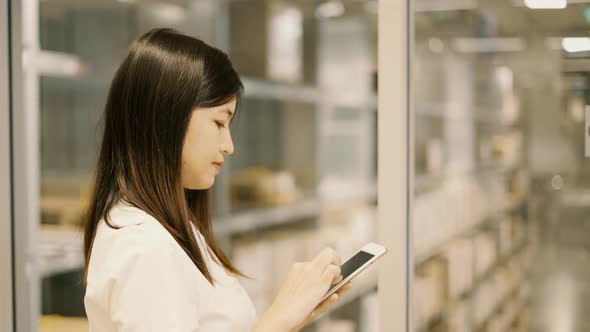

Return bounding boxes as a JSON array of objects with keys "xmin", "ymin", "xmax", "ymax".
[{"xmin": 105, "ymin": 200, "xmax": 151, "ymax": 227}]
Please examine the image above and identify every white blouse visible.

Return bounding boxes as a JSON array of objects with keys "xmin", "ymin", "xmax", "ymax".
[{"xmin": 84, "ymin": 201, "xmax": 257, "ymax": 332}]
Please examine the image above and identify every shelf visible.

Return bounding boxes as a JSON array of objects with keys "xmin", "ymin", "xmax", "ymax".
[
  {"xmin": 475, "ymin": 281, "xmax": 523, "ymax": 331},
  {"xmin": 513, "ymin": 305, "xmax": 528, "ymax": 327},
  {"xmin": 416, "ymin": 164, "xmax": 520, "ymax": 189},
  {"xmin": 242, "ymin": 77, "xmax": 320, "ymax": 104},
  {"xmin": 500, "ymin": 303, "xmax": 527, "ymax": 332},
  {"xmin": 414, "ymin": 196, "xmax": 526, "ymax": 266},
  {"xmin": 213, "ymin": 196, "xmax": 321, "ymax": 237},
  {"xmin": 38, "ymin": 198, "xmax": 322, "ymax": 275},
  {"xmin": 415, "ymin": 102, "xmax": 519, "ymax": 126},
  {"xmin": 40, "ymin": 72, "xmax": 376, "ymax": 110},
  {"xmin": 560, "ymin": 188, "xmax": 590, "ymax": 207},
  {"xmin": 24, "ymin": 50, "xmax": 84, "ymax": 78},
  {"xmin": 473, "ymin": 241, "xmax": 528, "ymax": 287},
  {"xmin": 242, "ymin": 77, "xmax": 377, "ymax": 110},
  {"xmin": 38, "ymin": 227, "xmax": 84, "ymax": 278},
  {"xmin": 414, "ymin": 173, "xmax": 445, "ymax": 194},
  {"xmin": 414, "ymin": 165, "xmax": 521, "ymax": 195},
  {"xmin": 39, "ymin": 256, "xmax": 84, "ymax": 278},
  {"xmin": 35, "ymin": 196, "xmax": 524, "ymax": 278},
  {"xmin": 414, "ymin": 212, "xmax": 498, "ymax": 265},
  {"xmin": 320, "ymin": 181, "xmax": 377, "ymax": 209},
  {"xmin": 417, "ymin": 241, "xmax": 528, "ymax": 332},
  {"xmin": 322, "ymin": 94, "xmax": 377, "ymax": 110},
  {"xmin": 474, "ymin": 164, "xmax": 520, "ymax": 175}
]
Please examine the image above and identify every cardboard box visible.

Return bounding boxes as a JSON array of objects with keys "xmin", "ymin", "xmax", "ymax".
[
  {"xmin": 229, "ymin": 1, "xmax": 313, "ymax": 84},
  {"xmin": 414, "ymin": 258, "xmax": 447, "ymax": 326},
  {"xmin": 40, "ymin": 315, "xmax": 88, "ymax": 332},
  {"xmin": 444, "ymin": 238, "xmax": 474, "ymax": 299}
]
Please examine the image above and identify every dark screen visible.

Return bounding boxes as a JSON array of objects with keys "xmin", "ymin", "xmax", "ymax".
[{"xmin": 328, "ymin": 250, "xmax": 374, "ymax": 291}]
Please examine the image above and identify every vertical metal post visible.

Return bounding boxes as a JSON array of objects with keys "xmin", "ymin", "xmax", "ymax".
[
  {"xmin": 378, "ymin": 0, "xmax": 412, "ymax": 331},
  {"xmin": 12, "ymin": 0, "xmax": 41, "ymax": 329},
  {"xmin": 1, "ymin": 0, "xmax": 15, "ymax": 329}
]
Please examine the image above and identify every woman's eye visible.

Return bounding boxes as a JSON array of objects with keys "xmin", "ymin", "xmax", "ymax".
[{"xmin": 215, "ymin": 121, "xmax": 225, "ymax": 129}]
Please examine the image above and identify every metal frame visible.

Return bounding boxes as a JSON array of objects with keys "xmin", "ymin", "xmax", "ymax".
[
  {"xmin": 0, "ymin": 0, "xmax": 14, "ymax": 329},
  {"xmin": 12, "ymin": 0, "xmax": 40, "ymax": 330},
  {"xmin": 378, "ymin": 0, "xmax": 412, "ymax": 331}
]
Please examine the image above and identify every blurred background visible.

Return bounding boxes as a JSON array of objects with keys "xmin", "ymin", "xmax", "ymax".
[
  {"xmin": 17, "ymin": 0, "xmax": 379, "ymax": 331},
  {"xmin": 5, "ymin": 0, "xmax": 590, "ymax": 331}
]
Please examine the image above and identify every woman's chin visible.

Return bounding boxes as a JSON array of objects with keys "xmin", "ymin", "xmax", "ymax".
[{"xmin": 183, "ymin": 176, "xmax": 215, "ymax": 190}]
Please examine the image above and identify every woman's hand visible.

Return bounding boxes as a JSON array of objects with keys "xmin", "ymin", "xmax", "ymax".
[
  {"xmin": 253, "ymin": 248, "xmax": 343, "ymax": 332},
  {"xmin": 291, "ymin": 279, "xmax": 353, "ymax": 331}
]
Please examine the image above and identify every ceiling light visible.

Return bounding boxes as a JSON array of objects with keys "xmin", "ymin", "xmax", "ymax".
[
  {"xmin": 524, "ymin": 0, "xmax": 566, "ymax": 9},
  {"xmin": 562, "ymin": 37, "xmax": 590, "ymax": 53}
]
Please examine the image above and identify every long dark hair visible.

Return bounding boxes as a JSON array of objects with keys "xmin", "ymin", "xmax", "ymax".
[{"xmin": 83, "ymin": 28, "xmax": 244, "ymax": 284}]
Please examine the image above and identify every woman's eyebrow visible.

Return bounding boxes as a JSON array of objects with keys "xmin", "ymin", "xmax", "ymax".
[{"xmin": 220, "ymin": 108, "xmax": 234, "ymax": 120}]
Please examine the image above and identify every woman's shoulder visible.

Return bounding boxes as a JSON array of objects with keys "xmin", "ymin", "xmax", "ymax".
[
  {"xmin": 88, "ymin": 203, "xmax": 194, "ymax": 285},
  {"xmin": 94, "ymin": 202, "xmax": 178, "ymax": 259},
  {"xmin": 86, "ymin": 203, "xmax": 204, "ymax": 314}
]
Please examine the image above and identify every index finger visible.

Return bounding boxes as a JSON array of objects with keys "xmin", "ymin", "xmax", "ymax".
[{"xmin": 311, "ymin": 248, "xmax": 340, "ymax": 269}]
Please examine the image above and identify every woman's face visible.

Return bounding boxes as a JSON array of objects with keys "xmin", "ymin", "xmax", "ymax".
[{"xmin": 181, "ymin": 99, "xmax": 236, "ymax": 189}]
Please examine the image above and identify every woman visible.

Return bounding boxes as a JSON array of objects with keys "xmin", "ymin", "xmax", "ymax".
[{"xmin": 83, "ymin": 28, "xmax": 350, "ymax": 332}]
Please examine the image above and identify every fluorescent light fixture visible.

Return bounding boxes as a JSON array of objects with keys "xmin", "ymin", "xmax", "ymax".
[
  {"xmin": 524, "ymin": 0, "xmax": 566, "ymax": 9},
  {"xmin": 562, "ymin": 37, "xmax": 590, "ymax": 52},
  {"xmin": 316, "ymin": 1, "xmax": 345, "ymax": 18},
  {"xmin": 452, "ymin": 38, "xmax": 526, "ymax": 53},
  {"xmin": 415, "ymin": 0, "xmax": 477, "ymax": 12}
]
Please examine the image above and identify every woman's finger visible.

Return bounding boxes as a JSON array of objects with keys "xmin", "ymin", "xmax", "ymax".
[
  {"xmin": 338, "ymin": 282, "xmax": 352, "ymax": 292},
  {"xmin": 335, "ymin": 283, "xmax": 352, "ymax": 297},
  {"xmin": 322, "ymin": 264, "xmax": 341, "ymax": 283},
  {"xmin": 319, "ymin": 294, "xmax": 339, "ymax": 311},
  {"xmin": 311, "ymin": 248, "xmax": 337, "ymax": 269}
]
